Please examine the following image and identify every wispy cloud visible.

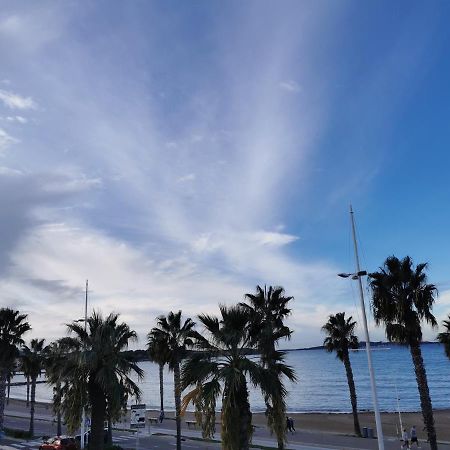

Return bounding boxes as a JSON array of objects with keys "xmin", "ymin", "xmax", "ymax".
[
  {"xmin": 0, "ymin": 1, "xmax": 338, "ymax": 347},
  {"xmin": 279, "ymin": 80, "xmax": 302, "ymax": 93},
  {"xmin": 177, "ymin": 173, "xmax": 196, "ymax": 183},
  {"xmin": 0, "ymin": 89, "xmax": 36, "ymax": 110},
  {"xmin": 1, "ymin": 1, "xmax": 443, "ymax": 348},
  {"xmin": 0, "ymin": 128, "xmax": 18, "ymax": 152},
  {"xmin": 250, "ymin": 231, "xmax": 299, "ymax": 247},
  {"xmin": 0, "ymin": 166, "xmax": 23, "ymax": 176},
  {"xmin": 4, "ymin": 115, "xmax": 28, "ymax": 123}
]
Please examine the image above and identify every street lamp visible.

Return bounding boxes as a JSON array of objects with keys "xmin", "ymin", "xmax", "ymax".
[
  {"xmin": 338, "ymin": 271, "xmax": 367, "ymax": 280},
  {"xmin": 339, "ymin": 206, "xmax": 384, "ymax": 450},
  {"xmin": 80, "ymin": 280, "xmax": 88, "ymax": 449}
]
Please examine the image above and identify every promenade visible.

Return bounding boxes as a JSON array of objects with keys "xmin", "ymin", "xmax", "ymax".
[{"xmin": 3, "ymin": 400, "xmax": 450, "ymax": 450}]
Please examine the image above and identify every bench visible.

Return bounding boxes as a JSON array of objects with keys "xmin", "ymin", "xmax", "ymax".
[
  {"xmin": 186, "ymin": 420, "xmax": 199, "ymax": 429},
  {"xmin": 148, "ymin": 417, "xmax": 159, "ymax": 424}
]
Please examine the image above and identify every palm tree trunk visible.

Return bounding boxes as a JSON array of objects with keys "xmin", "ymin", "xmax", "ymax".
[
  {"xmin": 6, "ymin": 377, "xmax": 10, "ymax": 406},
  {"xmin": 55, "ymin": 382, "xmax": 62, "ymax": 436},
  {"xmin": 89, "ymin": 379, "xmax": 106, "ymax": 450},
  {"xmin": 221, "ymin": 401, "xmax": 240, "ymax": 450},
  {"xmin": 410, "ymin": 343, "xmax": 437, "ymax": 450},
  {"xmin": 57, "ymin": 409, "xmax": 62, "ymax": 436},
  {"xmin": 26, "ymin": 375, "xmax": 30, "ymax": 407},
  {"xmin": 0, "ymin": 368, "xmax": 7, "ymax": 432},
  {"xmin": 107, "ymin": 414, "xmax": 113, "ymax": 446},
  {"xmin": 343, "ymin": 353, "xmax": 362, "ymax": 437},
  {"xmin": 264, "ymin": 345, "xmax": 287, "ymax": 449},
  {"xmin": 174, "ymin": 362, "xmax": 182, "ymax": 450},
  {"xmin": 29, "ymin": 377, "xmax": 36, "ymax": 437},
  {"xmin": 237, "ymin": 378, "xmax": 252, "ymax": 450},
  {"xmin": 159, "ymin": 362, "xmax": 164, "ymax": 412},
  {"xmin": 271, "ymin": 394, "xmax": 286, "ymax": 449}
]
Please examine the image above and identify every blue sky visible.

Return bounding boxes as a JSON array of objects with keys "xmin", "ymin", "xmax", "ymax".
[{"xmin": 1, "ymin": 1, "xmax": 450, "ymax": 347}]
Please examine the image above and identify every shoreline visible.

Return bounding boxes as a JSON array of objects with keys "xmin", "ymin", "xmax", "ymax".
[
  {"xmin": 8, "ymin": 395, "xmax": 442, "ymax": 415},
  {"xmin": 7, "ymin": 398, "xmax": 450, "ymax": 440}
]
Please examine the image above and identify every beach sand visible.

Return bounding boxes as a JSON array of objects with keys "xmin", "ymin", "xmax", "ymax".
[
  {"xmin": 262, "ymin": 410, "xmax": 450, "ymax": 441},
  {"xmin": 175, "ymin": 410, "xmax": 450, "ymax": 442},
  {"xmin": 168, "ymin": 408, "xmax": 450, "ymax": 441},
  {"xmin": 7, "ymin": 399, "xmax": 450, "ymax": 442}
]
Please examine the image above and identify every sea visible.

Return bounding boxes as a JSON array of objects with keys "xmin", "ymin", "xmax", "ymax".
[{"xmin": 9, "ymin": 343, "xmax": 450, "ymax": 413}]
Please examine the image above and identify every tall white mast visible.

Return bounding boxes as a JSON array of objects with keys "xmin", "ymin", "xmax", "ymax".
[
  {"xmin": 395, "ymin": 382, "xmax": 403, "ymax": 435},
  {"xmin": 350, "ymin": 206, "xmax": 385, "ymax": 450},
  {"xmin": 80, "ymin": 280, "xmax": 88, "ymax": 449}
]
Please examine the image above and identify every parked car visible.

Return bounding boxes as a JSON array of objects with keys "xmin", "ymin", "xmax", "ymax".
[{"xmin": 39, "ymin": 436, "xmax": 77, "ymax": 450}]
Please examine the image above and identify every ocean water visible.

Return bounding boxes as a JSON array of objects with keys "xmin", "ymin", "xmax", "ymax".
[{"xmin": 9, "ymin": 343, "xmax": 450, "ymax": 413}]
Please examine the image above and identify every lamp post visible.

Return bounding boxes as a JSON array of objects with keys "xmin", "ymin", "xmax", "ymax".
[
  {"xmin": 338, "ymin": 206, "xmax": 385, "ymax": 450},
  {"xmin": 79, "ymin": 280, "xmax": 88, "ymax": 449}
]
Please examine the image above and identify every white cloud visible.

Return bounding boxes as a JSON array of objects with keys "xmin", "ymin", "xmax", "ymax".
[
  {"xmin": 0, "ymin": 89, "xmax": 36, "ymax": 110},
  {"xmin": 4, "ymin": 115, "xmax": 27, "ymax": 123},
  {"xmin": 0, "ymin": 9, "xmax": 66, "ymax": 53},
  {"xmin": 0, "ymin": 166, "xmax": 23, "ymax": 176},
  {"xmin": 176, "ymin": 173, "xmax": 196, "ymax": 183},
  {"xmin": 0, "ymin": 1, "xmax": 353, "ymax": 348},
  {"xmin": 249, "ymin": 231, "xmax": 298, "ymax": 247},
  {"xmin": 0, "ymin": 128, "xmax": 18, "ymax": 152},
  {"xmin": 191, "ymin": 230, "xmax": 298, "ymax": 254},
  {"xmin": 165, "ymin": 141, "xmax": 178, "ymax": 149},
  {"xmin": 2, "ymin": 223, "xmax": 249, "ymax": 343},
  {"xmin": 41, "ymin": 173, "xmax": 102, "ymax": 194},
  {"xmin": 279, "ymin": 80, "xmax": 302, "ymax": 93}
]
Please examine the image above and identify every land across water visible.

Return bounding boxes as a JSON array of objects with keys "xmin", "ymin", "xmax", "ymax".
[{"xmin": 6, "ymin": 398, "xmax": 450, "ymax": 443}]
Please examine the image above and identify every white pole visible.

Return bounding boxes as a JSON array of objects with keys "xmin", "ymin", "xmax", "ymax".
[
  {"xmin": 350, "ymin": 206, "xmax": 385, "ymax": 450},
  {"xmin": 395, "ymin": 383, "xmax": 403, "ymax": 434},
  {"xmin": 80, "ymin": 280, "xmax": 88, "ymax": 449}
]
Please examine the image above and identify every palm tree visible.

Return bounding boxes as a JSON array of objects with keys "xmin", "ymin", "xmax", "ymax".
[
  {"xmin": 21, "ymin": 338, "xmax": 49, "ymax": 436},
  {"xmin": 58, "ymin": 312, "xmax": 143, "ymax": 450},
  {"xmin": 149, "ymin": 311, "xmax": 196, "ymax": 450},
  {"xmin": 369, "ymin": 255, "xmax": 438, "ymax": 450},
  {"xmin": 240, "ymin": 285, "xmax": 296, "ymax": 450},
  {"xmin": 322, "ymin": 312, "xmax": 361, "ymax": 437},
  {"xmin": 0, "ymin": 308, "xmax": 31, "ymax": 434},
  {"xmin": 147, "ymin": 333, "xmax": 170, "ymax": 414},
  {"xmin": 437, "ymin": 316, "xmax": 450, "ymax": 358},
  {"xmin": 182, "ymin": 305, "xmax": 292, "ymax": 450},
  {"xmin": 45, "ymin": 338, "xmax": 74, "ymax": 436}
]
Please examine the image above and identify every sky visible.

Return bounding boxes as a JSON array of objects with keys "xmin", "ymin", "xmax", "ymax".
[{"xmin": 1, "ymin": 1, "xmax": 450, "ymax": 348}]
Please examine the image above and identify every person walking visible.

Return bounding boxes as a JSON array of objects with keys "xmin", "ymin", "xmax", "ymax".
[
  {"xmin": 401, "ymin": 428, "xmax": 410, "ymax": 449},
  {"xmin": 410, "ymin": 426, "xmax": 420, "ymax": 448},
  {"xmin": 289, "ymin": 417, "xmax": 295, "ymax": 433},
  {"xmin": 159, "ymin": 409, "xmax": 165, "ymax": 423},
  {"xmin": 286, "ymin": 416, "xmax": 292, "ymax": 432}
]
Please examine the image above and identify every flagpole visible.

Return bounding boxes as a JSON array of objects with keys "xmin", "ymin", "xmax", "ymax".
[
  {"xmin": 80, "ymin": 280, "xmax": 88, "ymax": 449},
  {"xmin": 350, "ymin": 206, "xmax": 385, "ymax": 450}
]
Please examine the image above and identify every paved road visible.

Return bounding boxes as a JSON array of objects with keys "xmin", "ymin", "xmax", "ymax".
[{"xmin": 4, "ymin": 402, "xmax": 450, "ymax": 450}]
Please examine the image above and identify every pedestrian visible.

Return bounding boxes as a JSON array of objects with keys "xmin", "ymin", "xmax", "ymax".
[
  {"xmin": 159, "ymin": 409, "xmax": 164, "ymax": 423},
  {"xmin": 289, "ymin": 417, "xmax": 295, "ymax": 433},
  {"xmin": 410, "ymin": 426, "xmax": 420, "ymax": 448},
  {"xmin": 286, "ymin": 416, "xmax": 292, "ymax": 432},
  {"xmin": 401, "ymin": 428, "xmax": 410, "ymax": 449}
]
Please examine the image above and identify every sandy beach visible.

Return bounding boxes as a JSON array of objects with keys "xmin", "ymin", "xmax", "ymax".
[
  {"xmin": 7, "ymin": 398, "xmax": 450, "ymax": 442},
  {"xmin": 148, "ymin": 406, "xmax": 450, "ymax": 442}
]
